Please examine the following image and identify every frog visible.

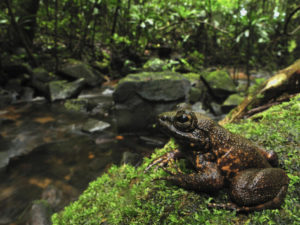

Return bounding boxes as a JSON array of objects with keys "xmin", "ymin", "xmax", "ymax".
[{"xmin": 145, "ymin": 110, "xmax": 289, "ymax": 212}]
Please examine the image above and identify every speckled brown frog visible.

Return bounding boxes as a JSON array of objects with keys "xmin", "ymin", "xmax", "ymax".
[{"xmin": 146, "ymin": 110, "xmax": 289, "ymax": 212}]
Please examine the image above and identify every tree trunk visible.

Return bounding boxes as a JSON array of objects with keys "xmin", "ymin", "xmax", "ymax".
[{"xmin": 5, "ymin": 0, "xmax": 37, "ymax": 66}]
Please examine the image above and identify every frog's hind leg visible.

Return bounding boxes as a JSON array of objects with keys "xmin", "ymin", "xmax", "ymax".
[
  {"xmin": 209, "ymin": 168, "xmax": 289, "ymax": 212},
  {"xmin": 209, "ymin": 184, "xmax": 288, "ymax": 212}
]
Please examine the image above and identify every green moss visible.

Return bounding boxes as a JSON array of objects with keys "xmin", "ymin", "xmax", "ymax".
[
  {"xmin": 52, "ymin": 95, "xmax": 300, "ymax": 225},
  {"xmin": 64, "ymin": 99, "xmax": 88, "ymax": 112},
  {"xmin": 181, "ymin": 72, "xmax": 200, "ymax": 82},
  {"xmin": 117, "ymin": 71, "xmax": 186, "ymax": 85},
  {"xmin": 202, "ymin": 70, "xmax": 236, "ymax": 92}
]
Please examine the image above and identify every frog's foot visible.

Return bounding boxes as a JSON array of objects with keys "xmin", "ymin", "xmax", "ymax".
[{"xmin": 144, "ymin": 149, "xmax": 183, "ymax": 172}]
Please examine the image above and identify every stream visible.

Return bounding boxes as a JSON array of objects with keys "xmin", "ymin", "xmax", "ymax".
[{"xmin": 0, "ymin": 89, "xmax": 165, "ymax": 225}]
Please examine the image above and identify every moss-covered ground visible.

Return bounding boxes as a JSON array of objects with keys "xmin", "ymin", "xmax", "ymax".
[{"xmin": 52, "ymin": 95, "xmax": 300, "ymax": 225}]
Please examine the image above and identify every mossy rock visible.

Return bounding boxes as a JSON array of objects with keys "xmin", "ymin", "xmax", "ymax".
[
  {"xmin": 142, "ymin": 58, "xmax": 168, "ymax": 71},
  {"xmin": 202, "ymin": 70, "xmax": 236, "ymax": 95},
  {"xmin": 59, "ymin": 59, "xmax": 102, "ymax": 86},
  {"xmin": 113, "ymin": 71, "xmax": 191, "ymax": 131},
  {"xmin": 52, "ymin": 95, "xmax": 300, "ymax": 225}
]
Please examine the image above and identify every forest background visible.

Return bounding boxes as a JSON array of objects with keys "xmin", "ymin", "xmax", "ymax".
[{"xmin": 1, "ymin": 0, "xmax": 300, "ymax": 79}]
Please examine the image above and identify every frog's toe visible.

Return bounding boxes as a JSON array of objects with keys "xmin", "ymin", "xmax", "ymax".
[
  {"xmin": 208, "ymin": 202, "xmax": 239, "ymax": 211},
  {"xmin": 144, "ymin": 150, "xmax": 182, "ymax": 172}
]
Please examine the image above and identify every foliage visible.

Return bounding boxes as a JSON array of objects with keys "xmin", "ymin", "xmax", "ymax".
[
  {"xmin": 52, "ymin": 94, "xmax": 300, "ymax": 225},
  {"xmin": 1, "ymin": 0, "xmax": 300, "ymax": 70}
]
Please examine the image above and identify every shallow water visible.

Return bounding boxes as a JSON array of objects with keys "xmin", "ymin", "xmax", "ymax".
[{"xmin": 0, "ymin": 98, "xmax": 163, "ymax": 224}]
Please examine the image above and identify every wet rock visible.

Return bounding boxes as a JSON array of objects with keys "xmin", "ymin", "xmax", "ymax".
[
  {"xmin": 41, "ymin": 185, "xmax": 63, "ymax": 209},
  {"xmin": 121, "ymin": 151, "xmax": 142, "ymax": 167},
  {"xmin": 19, "ymin": 87, "xmax": 35, "ymax": 102},
  {"xmin": 49, "ymin": 78, "xmax": 85, "ymax": 101},
  {"xmin": 59, "ymin": 59, "xmax": 103, "ymax": 86},
  {"xmin": 29, "ymin": 201, "xmax": 52, "ymax": 225},
  {"xmin": 81, "ymin": 118, "xmax": 110, "ymax": 133},
  {"xmin": 102, "ymin": 88, "xmax": 114, "ymax": 97},
  {"xmin": 64, "ymin": 99, "xmax": 89, "ymax": 112},
  {"xmin": 113, "ymin": 71, "xmax": 191, "ymax": 132},
  {"xmin": 0, "ymin": 88, "xmax": 17, "ymax": 107}
]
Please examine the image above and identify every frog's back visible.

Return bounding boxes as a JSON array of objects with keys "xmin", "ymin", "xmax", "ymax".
[{"xmin": 209, "ymin": 123, "xmax": 271, "ymax": 179}]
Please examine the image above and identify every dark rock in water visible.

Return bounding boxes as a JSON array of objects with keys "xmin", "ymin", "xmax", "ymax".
[
  {"xmin": 113, "ymin": 71, "xmax": 191, "ymax": 132},
  {"xmin": 81, "ymin": 118, "xmax": 110, "ymax": 133},
  {"xmin": 0, "ymin": 89, "xmax": 17, "ymax": 107},
  {"xmin": 121, "ymin": 151, "xmax": 142, "ymax": 167},
  {"xmin": 49, "ymin": 78, "xmax": 85, "ymax": 101},
  {"xmin": 19, "ymin": 87, "xmax": 35, "ymax": 102},
  {"xmin": 29, "ymin": 201, "xmax": 52, "ymax": 225},
  {"xmin": 59, "ymin": 59, "xmax": 103, "ymax": 86}
]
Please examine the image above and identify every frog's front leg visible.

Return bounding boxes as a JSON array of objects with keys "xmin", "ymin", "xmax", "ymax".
[
  {"xmin": 145, "ymin": 149, "xmax": 184, "ymax": 172},
  {"xmin": 161, "ymin": 161, "xmax": 224, "ymax": 193}
]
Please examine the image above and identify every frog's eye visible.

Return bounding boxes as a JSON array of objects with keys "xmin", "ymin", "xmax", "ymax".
[
  {"xmin": 174, "ymin": 110, "xmax": 197, "ymax": 131},
  {"xmin": 177, "ymin": 113, "xmax": 189, "ymax": 123}
]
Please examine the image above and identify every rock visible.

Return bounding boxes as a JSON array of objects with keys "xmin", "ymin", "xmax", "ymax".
[
  {"xmin": 191, "ymin": 101, "xmax": 207, "ymax": 114},
  {"xmin": 222, "ymin": 93, "xmax": 244, "ymax": 113},
  {"xmin": 32, "ymin": 67, "xmax": 54, "ymax": 82},
  {"xmin": 42, "ymin": 185, "xmax": 63, "ymax": 209},
  {"xmin": 142, "ymin": 58, "xmax": 168, "ymax": 71},
  {"xmin": 210, "ymin": 102, "xmax": 223, "ymax": 116},
  {"xmin": 0, "ymin": 88, "xmax": 17, "ymax": 107},
  {"xmin": 102, "ymin": 88, "xmax": 114, "ymax": 96},
  {"xmin": 81, "ymin": 118, "xmax": 110, "ymax": 133},
  {"xmin": 29, "ymin": 201, "xmax": 52, "ymax": 225},
  {"xmin": 223, "ymin": 94, "xmax": 244, "ymax": 106},
  {"xmin": 201, "ymin": 70, "xmax": 237, "ymax": 99},
  {"xmin": 64, "ymin": 99, "xmax": 89, "ymax": 112},
  {"xmin": 113, "ymin": 71, "xmax": 191, "ymax": 131},
  {"xmin": 121, "ymin": 151, "xmax": 142, "ymax": 167},
  {"xmin": 19, "ymin": 87, "xmax": 35, "ymax": 102},
  {"xmin": 49, "ymin": 78, "xmax": 85, "ymax": 101},
  {"xmin": 59, "ymin": 59, "xmax": 103, "ymax": 86}
]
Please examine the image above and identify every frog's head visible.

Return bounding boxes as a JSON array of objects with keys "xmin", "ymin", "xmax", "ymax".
[{"xmin": 158, "ymin": 110, "xmax": 213, "ymax": 152}]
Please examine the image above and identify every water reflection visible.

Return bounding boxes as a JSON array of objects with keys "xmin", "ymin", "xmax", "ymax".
[{"xmin": 0, "ymin": 100, "xmax": 162, "ymax": 224}]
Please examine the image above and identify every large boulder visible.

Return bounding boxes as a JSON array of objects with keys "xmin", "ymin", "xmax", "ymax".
[
  {"xmin": 113, "ymin": 71, "xmax": 191, "ymax": 132},
  {"xmin": 59, "ymin": 59, "xmax": 103, "ymax": 86}
]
